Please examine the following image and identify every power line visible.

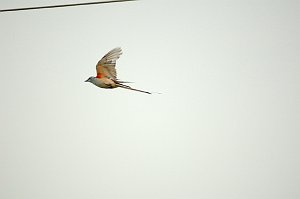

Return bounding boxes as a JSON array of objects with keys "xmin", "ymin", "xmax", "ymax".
[{"xmin": 0, "ymin": 0, "xmax": 138, "ymax": 13}]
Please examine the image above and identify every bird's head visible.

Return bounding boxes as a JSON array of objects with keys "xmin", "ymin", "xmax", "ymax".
[{"xmin": 85, "ymin": 76, "xmax": 95, "ymax": 83}]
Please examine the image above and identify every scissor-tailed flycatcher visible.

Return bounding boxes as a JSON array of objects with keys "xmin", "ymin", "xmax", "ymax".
[{"xmin": 85, "ymin": 47, "xmax": 151, "ymax": 94}]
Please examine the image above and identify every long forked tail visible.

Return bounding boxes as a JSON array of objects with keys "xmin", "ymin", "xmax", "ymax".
[{"xmin": 116, "ymin": 83, "xmax": 152, "ymax": 94}]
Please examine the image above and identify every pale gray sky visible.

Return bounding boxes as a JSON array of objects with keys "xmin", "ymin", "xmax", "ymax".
[{"xmin": 0, "ymin": 0, "xmax": 299, "ymax": 198}]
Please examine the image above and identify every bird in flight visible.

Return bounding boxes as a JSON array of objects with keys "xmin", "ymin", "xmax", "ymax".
[{"xmin": 85, "ymin": 47, "xmax": 152, "ymax": 94}]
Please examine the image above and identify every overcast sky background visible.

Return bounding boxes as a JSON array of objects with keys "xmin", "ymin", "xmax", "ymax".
[{"xmin": 0, "ymin": 0, "xmax": 299, "ymax": 198}]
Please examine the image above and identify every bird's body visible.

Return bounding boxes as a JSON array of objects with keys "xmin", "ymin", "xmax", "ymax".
[
  {"xmin": 85, "ymin": 47, "xmax": 151, "ymax": 94},
  {"xmin": 88, "ymin": 77, "xmax": 116, "ymax": 88}
]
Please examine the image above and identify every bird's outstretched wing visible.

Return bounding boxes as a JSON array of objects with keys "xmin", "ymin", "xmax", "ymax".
[{"xmin": 96, "ymin": 47, "xmax": 122, "ymax": 80}]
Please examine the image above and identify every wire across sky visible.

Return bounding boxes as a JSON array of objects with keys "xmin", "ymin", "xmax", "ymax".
[{"xmin": 0, "ymin": 0, "xmax": 138, "ymax": 12}]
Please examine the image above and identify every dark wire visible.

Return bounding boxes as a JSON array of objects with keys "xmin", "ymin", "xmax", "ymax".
[{"xmin": 0, "ymin": 0, "xmax": 138, "ymax": 13}]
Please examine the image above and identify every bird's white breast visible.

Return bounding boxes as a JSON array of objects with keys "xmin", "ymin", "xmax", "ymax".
[{"xmin": 92, "ymin": 78, "xmax": 116, "ymax": 88}]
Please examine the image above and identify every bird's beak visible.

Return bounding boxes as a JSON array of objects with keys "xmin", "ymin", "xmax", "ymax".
[{"xmin": 84, "ymin": 79, "xmax": 89, "ymax": 82}]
